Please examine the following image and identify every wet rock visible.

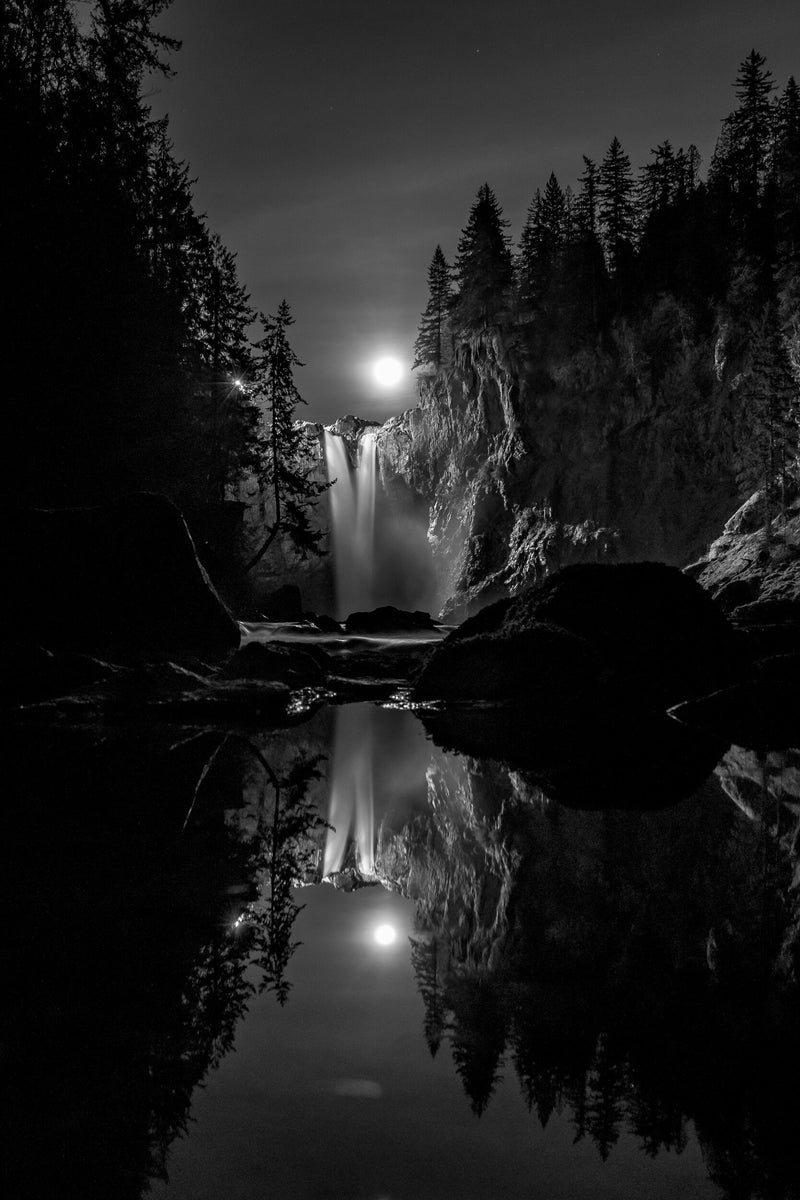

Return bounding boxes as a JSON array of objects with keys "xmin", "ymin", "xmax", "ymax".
[
  {"xmin": 414, "ymin": 620, "xmax": 603, "ymax": 704},
  {"xmin": 343, "ymin": 606, "xmax": 438, "ymax": 634},
  {"xmin": 304, "ymin": 612, "xmax": 342, "ymax": 633},
  {"xmin": 217, "ymin": 641, "xmax": 328, "ymax": 688},
  {"xmin": 6, "ymin": 493, "xmax": 239, "ymax": 657}
]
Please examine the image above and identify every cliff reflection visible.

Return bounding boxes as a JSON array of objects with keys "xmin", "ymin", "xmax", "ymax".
[{"xmin": 404, "ymin": 747, "xmax": 800, "ymax": 1197}]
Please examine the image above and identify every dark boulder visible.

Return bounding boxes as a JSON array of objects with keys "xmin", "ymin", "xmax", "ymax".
[
  {"xmin": 6, "ymin": 493, "xmax": 239, "ymax": 657},
  {"xmin": 414, "ymin": 562, "xmax": 740, "ymax": 708},
  {"xmin": 261, "ymin": 584, "xmax": 304, "ymax": 621},
  {"xmin": 304, "ymin": 612, "xmax": 343, "ymax": 633},
  {"xmin": 343, "ymin": 606, "xmax": 437, "ymax": 634},
  {"xmin": 414, "ymin": 621, "xmax": 603, "ymax": 703}
]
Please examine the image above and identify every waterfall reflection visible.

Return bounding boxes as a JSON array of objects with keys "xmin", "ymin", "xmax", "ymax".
[{"xmin": 323, "ymin": 705, "xmax": 376, "ymax": 879}]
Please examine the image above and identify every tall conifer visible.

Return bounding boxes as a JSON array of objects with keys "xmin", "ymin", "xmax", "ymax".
[
  {"xmin": 598, "ymin": 137, "xmax": 636, "ymax": 273},
  {"xmin": 413, "ymin": 246, "xmax": 453, "ymax": 369},
  {"xmin": 453, "ymin": 183, "xmax": 513, "ymax": 331},
  {"xmin": 244, "ymin": 302, "xmax": 328, "ymax": 570}
]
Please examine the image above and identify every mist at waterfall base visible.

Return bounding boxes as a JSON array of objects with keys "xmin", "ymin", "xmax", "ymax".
[{"xmin": 323, "ymin": 430, "xmax": 438, "ymax": 620}]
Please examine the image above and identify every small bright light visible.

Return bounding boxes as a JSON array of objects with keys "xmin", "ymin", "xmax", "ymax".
[
  {"xmin": 233, "ymin": 378, "xmax": 244, "ymax": 390},
  {"xmin": 374, "ymin": 923, "xmax": 397, "ymax": 946},
  {"xmin": 373, "ymin": 357, "xmax": 403, "ymax": 387}
]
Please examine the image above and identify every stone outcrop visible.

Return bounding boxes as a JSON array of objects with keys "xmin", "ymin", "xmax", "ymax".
[{"xmin": 687, "ymin": 488, "xmax": 800, "ymax": 620}]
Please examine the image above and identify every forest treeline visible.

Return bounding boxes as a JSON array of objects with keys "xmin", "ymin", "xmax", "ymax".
[
  {"xmin": 414, "ymin": 51, "xmax": 800, "ymax": 515},
  {"xmin": 2, "ymin": 0, "xmax": 264, "ymax": 509}
]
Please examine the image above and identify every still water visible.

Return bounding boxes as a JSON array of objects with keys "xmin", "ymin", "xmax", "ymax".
[{"xmin": 5, "ymin": 702, "xmax": 800, "ymax": 1199}]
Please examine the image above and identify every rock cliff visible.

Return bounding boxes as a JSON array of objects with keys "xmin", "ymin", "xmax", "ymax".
[{"xmin": 375, "ymin": 328, "xmax": 744, "ymax": 617}]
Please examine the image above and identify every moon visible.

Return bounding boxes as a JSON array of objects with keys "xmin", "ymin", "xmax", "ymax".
[
  {"xmin": 373, "ymin": 356, "xmax": 403, "ymax": 387},
  {"xmin": 374, "ymin": 923, "xmax": 397, "ymax": 946}
]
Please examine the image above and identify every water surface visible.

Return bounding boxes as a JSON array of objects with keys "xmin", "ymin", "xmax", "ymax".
[{"xmin": 5, "ymin": 703, "xmax": 799, "ymax": 1199}]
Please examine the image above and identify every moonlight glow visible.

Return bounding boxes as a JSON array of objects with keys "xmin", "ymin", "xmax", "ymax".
[
  {"xmin": 374, "ymin": 923, "xmax": 397, "ymax": 946},
  {"xmin": 373, "ymin": 356, "xmax": 403, "ymax": 387}
]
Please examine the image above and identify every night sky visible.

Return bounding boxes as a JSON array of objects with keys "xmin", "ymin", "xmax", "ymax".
[{"xmin": 151, "ymin": 0, "xmax": 800, "ymax": 426}]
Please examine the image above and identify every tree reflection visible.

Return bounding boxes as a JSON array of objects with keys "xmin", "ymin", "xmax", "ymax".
[
  {"xmin": 405, "ymin": 747, "xmax": 800, "ymax": 1197},
  {"xmin": 2, "ymin": 724, "xmax": 327, "ymax": 1199},
  {"xmin": 237, "ymin": 741, "xmax": 328, "ymax": 1005}
]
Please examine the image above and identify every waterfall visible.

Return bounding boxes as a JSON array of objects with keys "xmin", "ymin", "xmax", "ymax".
[{"xmin": 323, "ymin": 429, "xmax": 377, "ymax": 619}]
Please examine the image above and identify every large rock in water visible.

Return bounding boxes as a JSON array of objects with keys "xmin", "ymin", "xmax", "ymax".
[
  {"xmin": 6, "ymin": 493, "xmax": 239, "ymax": 656},
  {"xmin": 414, "ymin": 561, "xmax": 740, "ymax": 708}
]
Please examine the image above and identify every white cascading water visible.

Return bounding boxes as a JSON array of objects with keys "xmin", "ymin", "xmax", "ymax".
[
  {"xmin": 322, "ymin": 705, "xmax": 375, "ymax": 879},
  {"xmin": 323, "ymin": 430, "xmax": 377, "ymax": 619}
]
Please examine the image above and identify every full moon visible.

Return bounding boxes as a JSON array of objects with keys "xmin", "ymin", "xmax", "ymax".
[
  {"xmin": 373, "ymin": 356, "xmax": 403, "ymax": 387},
  {"xmin": 374, "ymin": 923, "xmax": 397, "ymax": 946}
]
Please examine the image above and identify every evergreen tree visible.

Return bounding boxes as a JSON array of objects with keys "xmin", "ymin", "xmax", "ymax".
[
  {"xmin": 638, "ymin": 140, "xmax": 678, "ymax": 218},
  {"xmin": 453, "ymin": 183, "xmax": 513, "ymax": 332},
  {"xmin": 731, "ymin": 49, "xmax": 776, "ymax": 205},
  {"xmin": 446, "ymin": 973, "xmax": 508, "ymax": 1116},
  {"xmin": 244, "ymin": 302, "xmax": 329, "ymax": 571},
  {"xmin": 413, "ymin": 245, "xmax": 453, "ymax": 369},
  {"xmin": 576, "ymin": 156, "xmax": 600, "ymax": 236},
  {"xmin": 598, "ymin": 137, "xmax": 636, "ymax": 276},
  {"xmin": 517, "ymin": 173, "xmax": 566, "ymax": 314},
  {"xmin": 410, "ymin": 935, "xmax": 446, "ymax": 1057}
]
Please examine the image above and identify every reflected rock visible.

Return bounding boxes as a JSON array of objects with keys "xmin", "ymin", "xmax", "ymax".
[
  {"xmin": 421, "ymin": 704, "xmax": 726, "ymax": 809},
  {"xmin": 669, "ymin": 677, "xmax": 800, "ymax": 751}
]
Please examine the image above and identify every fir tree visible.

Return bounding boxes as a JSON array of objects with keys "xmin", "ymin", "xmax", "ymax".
[
  {"xmin": 732, "ymin": 49, "xmax": 776, "ymax": 204},
  {"xmin": 453, "ymin": 183, "xmax": 513, "ymax": 332},
  {"xmin": 598, "ymin": 137, "xmax": 636, "ymax": 276},
  {"xmin": 517, "ymin": 174, "xmax": 566, "ymax": 313},
  {"xmin": 413, "ymin": 245, "xmax": 453, "ymax": 370},
  {"xmin": 244, "ymin": 302, "xmax": 329, "ymax": 571},
  {"xmin": 576, "ymin": 156, "xmax": 600, "ymax": 236},
  {"xmin": 410, "ymin": 935, "xmax": 446, "ymax": 1057},
  {"xmin": 638, "ymin": 141, "xmax": 678, "ymax": 217}
]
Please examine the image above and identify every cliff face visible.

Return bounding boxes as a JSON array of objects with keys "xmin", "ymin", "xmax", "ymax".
[{"xmin": 376, "ymin": 328, "xmax": 744, "ymax": 616}]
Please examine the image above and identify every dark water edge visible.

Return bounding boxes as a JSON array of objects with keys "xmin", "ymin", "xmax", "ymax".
[{"xmin": 3, "ymin": 705, "xmax": 800, "ymax": 1200}]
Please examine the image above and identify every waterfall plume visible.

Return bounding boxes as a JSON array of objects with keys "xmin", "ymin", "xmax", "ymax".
[{"xmin": 323, "ymin": 429, "xmax": 377, "ymax": 620}]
